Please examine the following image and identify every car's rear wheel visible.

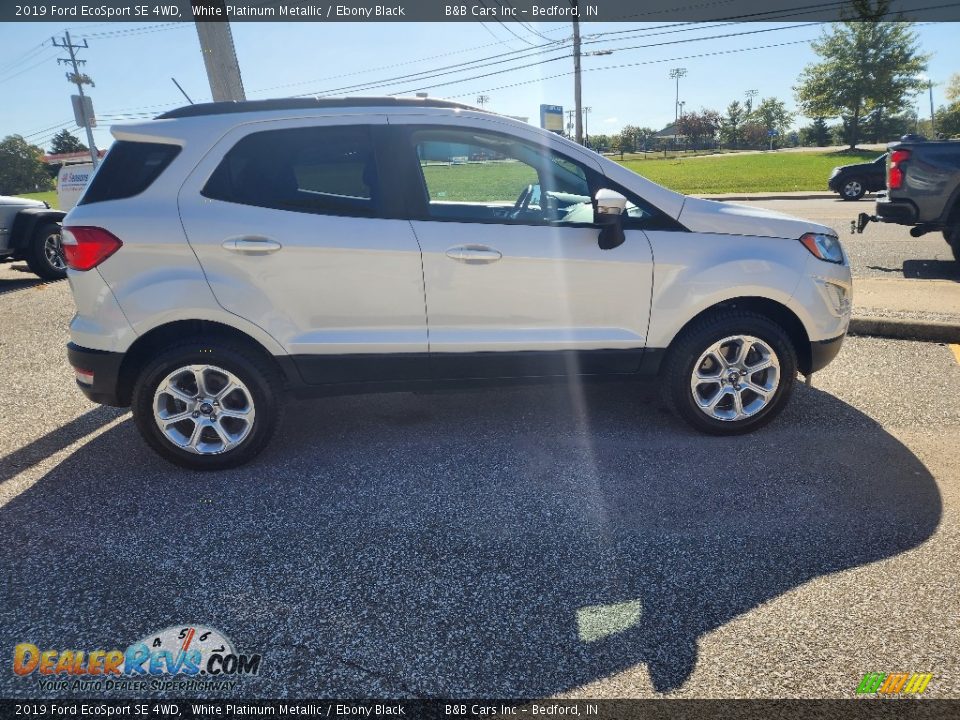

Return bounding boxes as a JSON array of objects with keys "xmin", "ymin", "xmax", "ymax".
[
  {"xmin": 840, "ymin": 177, "xmax": 866, "ymax": 201},
  {"xmin": 131, "ymin": 341, "xmax": 282, "ymax": 470},
  {"xmin": 661, "ymin": 311, "xmax": 797, "ymax": 435},
  {"xmin": 25, "ymin": 222, "xmax": 67, "ymax": 280}
]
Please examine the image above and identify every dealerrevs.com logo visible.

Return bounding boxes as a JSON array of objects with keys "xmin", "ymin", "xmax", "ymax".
[
  {"xmin": 856, "ymin": 672, "xmax": 933, "ymax": 695},
  {"xmin": 12, "ymin": 625, "xmax": 261, "ymax": 693}
]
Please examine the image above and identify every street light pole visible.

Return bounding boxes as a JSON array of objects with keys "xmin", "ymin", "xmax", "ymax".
[
  {"xmin": 929, "ymin": 79, "xmax": 936, "ymax": 137},
  {"xmin": 572, "ymin": 1, "xmax": 583, "ymax": 145},
  {"xmin": 669, "ymin": 67, "xmax": 687, "ymax": 127}
]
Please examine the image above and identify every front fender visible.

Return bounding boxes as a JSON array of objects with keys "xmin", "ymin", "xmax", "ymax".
[{"xmin": 645, "ymin": 230, "xmax": 808, "ymax": 349}]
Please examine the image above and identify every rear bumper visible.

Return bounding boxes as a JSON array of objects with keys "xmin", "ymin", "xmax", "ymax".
[
  {"xmin": 809, "ymin": 334, "xmax": 845, "ymax": 374},
  {"xmin": 67, "ymin": 342, "xmax": 126, "ymax": 407},
  {"xmin": 876, "ymin": 197, "xmax": 918, "ymax": 225}
]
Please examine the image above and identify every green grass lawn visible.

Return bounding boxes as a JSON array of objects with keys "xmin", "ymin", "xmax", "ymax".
[
  {"xmin": 16, "ymin": 191, "xmax": 59, "ymax": 208},
  {"xmin": 421, "ymin": 161, "xmax": 538, "ymax": 202},
  {"xmin": 618, "ymin": 150, "xmax": 881, "ymax": 194}
]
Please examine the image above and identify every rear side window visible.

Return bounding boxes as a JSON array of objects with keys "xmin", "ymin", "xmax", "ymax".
[
  {"xmin": 78, "ymin": 141, "xmax": 180, "ymax": 205},
  {"xmin": 202, "ymin": 125, "xmax": 378, "ymax": 217}
]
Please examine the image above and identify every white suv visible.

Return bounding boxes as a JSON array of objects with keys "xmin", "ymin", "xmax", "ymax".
[{"xmin": 63, "ymin": 98, "xmax": 851, "ymax": 470}]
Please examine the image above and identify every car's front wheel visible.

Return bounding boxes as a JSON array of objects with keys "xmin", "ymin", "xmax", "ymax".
[
  {"xmin": 839, "ymin": 177, "xmax": 866, "ymax": 201},
  {"xmin": 131, "ymin": 341, "xmax": 282, "ymax": 470},
  {"xmin": 662, "ymin": 311, "xmax": 797, "ymax": 435}
]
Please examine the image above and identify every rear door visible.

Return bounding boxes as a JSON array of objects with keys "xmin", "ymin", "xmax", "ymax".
[{"xmin": 178, "ymin": 117, "xmax": 428, "ymax": 384}]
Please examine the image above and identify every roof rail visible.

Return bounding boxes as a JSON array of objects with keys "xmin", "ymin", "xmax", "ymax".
[{"xmin": 156, "ymin": 96, "xmax": 485, "ymax": 119}]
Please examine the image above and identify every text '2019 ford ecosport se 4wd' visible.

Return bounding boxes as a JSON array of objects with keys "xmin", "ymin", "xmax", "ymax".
[{"xmin": 63, "ymin": 98, "xmax": 851, "ymax": 470}]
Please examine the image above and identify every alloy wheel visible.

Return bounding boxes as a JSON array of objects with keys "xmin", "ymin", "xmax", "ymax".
[
  {"xmin": 153, "ymin": 364, "xmax": 256, "ymax": 454},
  {"xmin": 44, "ymin": 230, "xmax": 66, "ymax": 271},
  {"xmin": 689, "ymin": 335, "xmax": 781, "ymax": 422}
]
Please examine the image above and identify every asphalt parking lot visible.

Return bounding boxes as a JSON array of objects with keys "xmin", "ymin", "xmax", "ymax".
[{"xmin": 1, "ymin": 239, "xmax": 959, "ymax": 699}]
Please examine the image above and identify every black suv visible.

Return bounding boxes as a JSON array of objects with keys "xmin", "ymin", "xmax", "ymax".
[{"xmin": 828, "ymin": 154, "xmax": 887, "ymax": 201}]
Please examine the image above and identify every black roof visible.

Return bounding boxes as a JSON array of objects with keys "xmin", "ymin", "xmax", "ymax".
[{"xmin": 157, "ymin": 97, "xmax": 484, "ymax": 120}]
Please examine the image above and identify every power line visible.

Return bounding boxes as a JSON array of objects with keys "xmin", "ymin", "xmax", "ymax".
[
  {"xmin": 0, "ymin": 42, "xmax": 52, "ymax": 76},
  {"xmin": 444, "ymin": 37, "xmax": 818, "ymax": 100},
  {"xmin": 76, "ymin": 23, "xmax": 186, "ymax": 39},
  {"xmin": 300, "ymin": 22, "xmax": 816, "ymax": 100},
  {"xmin": 22, "ymin": 119, "xmax": 76, "ymax": 139},
  {"xmin": 0, "ymin": 50, "xmax": 59, "ymax": 86}
]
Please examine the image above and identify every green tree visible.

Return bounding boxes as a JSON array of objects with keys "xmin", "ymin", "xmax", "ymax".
[
  {"xmin": 946, "ymin": 73, "xmax": 960, "ymax": 104},
  {"xmin": 751, "ymin": 97, "xmax": 794, "ymax": 147},
  {"xmin": 799, "ymin": 117, "xmax": 831, "ymax": 146},
  {"xmin": 720, "ymin": 100, "xmax": 746, "ymax": 148},
  {"xmin": 0, "ymin": 135, "xmax": 53, "ymax": 195},
  {"xmin": 794, "ymin": 3, "xmax": 927, "ymax": 149},
  {"xmin": 617, "ymin": 125, "xmax": 656, "ymax": 153},
  {"xmin": 50, "ymin": 129, "xmax": 87, "ymax": 155}
]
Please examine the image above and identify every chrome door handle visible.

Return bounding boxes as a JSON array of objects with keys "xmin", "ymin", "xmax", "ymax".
[
  {"xmin": 445, "ymin": 245, "xmax": 502, "ymax": 264},
  {"xmin": 222, "ymin": 237, "xmax": 283, "ymax": 255}
]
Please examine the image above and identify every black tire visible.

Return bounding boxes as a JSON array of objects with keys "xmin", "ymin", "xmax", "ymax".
[
  {"xmin": 25, "ymin": 222, "xmax": 67, "ymax": 280},
  {"xmin": 945, "ymin": 224, "xmax": 960, "ymax": 263},
  {"xmin": 131, "ymin": 340, "xmax": 282, "ymax": 470},
  {"xmin": 661, "ymin": 310, "xmax": 797, "ymax": 435},
  {"xmin": 839, "ymin": 176, "xmax": 866, "ymax": 201}
]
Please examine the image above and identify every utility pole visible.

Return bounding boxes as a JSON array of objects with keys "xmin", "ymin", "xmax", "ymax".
[
  {"xmin": 566, "ymin": 109, "xmax": 576, "ymax": 139},
  {"xmin": 745, "ymin": 89, "xmax": 759, "ymax": 115},
  {"xmin": 669, "ymin": 67, "xmax": 687, "ymax": 127},
  {"xmin": 194, "ymin": 0, "xmax": 245, "ymax": 102},
  {"xmin": 476, "ymin": 94, "xmax": 490, "ymax": 109},
  {"xmin": 583, "ymin": 106, "xmax": 592, "ymax": 148},
  {"xmin": 571, "ymin": 0, "xmax": 583, "ymax": 144},
  {"xmin": 52, "ymin": 31, "xmax": 99, "ymax": 168},
  {"xmin": 928, "ymin": 79, "xmax": 936, "ymax": 137}
]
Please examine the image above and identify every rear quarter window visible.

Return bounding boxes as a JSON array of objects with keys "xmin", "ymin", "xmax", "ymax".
[
  {"xmin": 78, "ymin": 141, "xmax": 181, "ymax": 205},
  {"xmin": 201, "ymin": 125, "xmax": 378, "ymax": 218}
]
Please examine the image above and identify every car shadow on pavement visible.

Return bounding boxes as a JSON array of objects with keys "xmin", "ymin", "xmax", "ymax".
[
  {"xmin": 0, "ymin": 407, "xmax": 125, "ymax": 487},
  {"xmin": 0, "ymin": 382, "xmax": 941, "ymax": 698},
  {"xmin": 0, "ymin": 275, "xmax": 49, "ymax": 296},
  {"xmin": 902, "ymin": 259, "xmax": 960, "ymax": 281}
]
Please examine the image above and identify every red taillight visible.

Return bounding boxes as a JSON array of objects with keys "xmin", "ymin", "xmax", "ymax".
[
  {"xmin": 891, "ymin": 149, "xmax": 911, "ymax": 164},
  {"xmin": 888, "ymin": 149, "xmax": 911, "ymax": 190},
  {"xmin": 61, "ymin": 226, "xmax": 123, "ymax": 271}
]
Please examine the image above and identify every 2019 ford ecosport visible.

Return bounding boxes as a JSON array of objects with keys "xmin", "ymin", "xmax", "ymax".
[{"xmin": 63, "ymin": 98, "xmax": 851, "ymax": 470}]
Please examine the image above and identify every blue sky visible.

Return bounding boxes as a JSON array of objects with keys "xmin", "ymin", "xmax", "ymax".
[{"xmin": 1, "ymin": 19, "xmax": 958, "ymax": 151}]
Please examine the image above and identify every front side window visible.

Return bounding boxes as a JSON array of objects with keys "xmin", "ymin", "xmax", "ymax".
[
  {"xmin": 203, "ymin": 125, "xmax": 377, "ymax": 217},
  {"xmin": 413, "ymin": 130, "xmax": 595, "ymax": 225}
]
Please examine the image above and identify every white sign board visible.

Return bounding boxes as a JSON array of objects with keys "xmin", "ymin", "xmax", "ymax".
[{"xmin": 57, "ymin": 163, "xmax": 93, "ymax": 212}]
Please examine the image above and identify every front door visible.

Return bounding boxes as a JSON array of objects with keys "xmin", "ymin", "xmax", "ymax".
[{"xmin": 393, "ymin": 121, "xmax": 654, "ymax": 379}]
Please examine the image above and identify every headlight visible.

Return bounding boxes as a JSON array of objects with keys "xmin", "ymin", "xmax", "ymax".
[{"xmin": 800, "ymin": 232, "xmax": 845, "ymax": 264}]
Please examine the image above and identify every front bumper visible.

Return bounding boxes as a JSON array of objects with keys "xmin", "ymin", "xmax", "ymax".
[
  {"xmin": 67, "ymin": 342, "xmax": 126, "ymax": 407},
  {"xmin": 809, "ymin": 334, "xmax": 845, "ymax": 374}
]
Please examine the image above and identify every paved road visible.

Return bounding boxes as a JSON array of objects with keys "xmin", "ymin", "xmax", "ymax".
[
  {"xmin": 1, "ymin": 265, "xmax": 958, "ymax": 700},
  {"xmin": 727, "ymin": 195, "xmax": 960, "ymax": 282}
]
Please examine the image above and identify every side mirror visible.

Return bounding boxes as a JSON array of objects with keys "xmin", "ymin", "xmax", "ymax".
[{"xmin": 593, "ymin": 188, "xmax": 627, "ymax": 250}]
